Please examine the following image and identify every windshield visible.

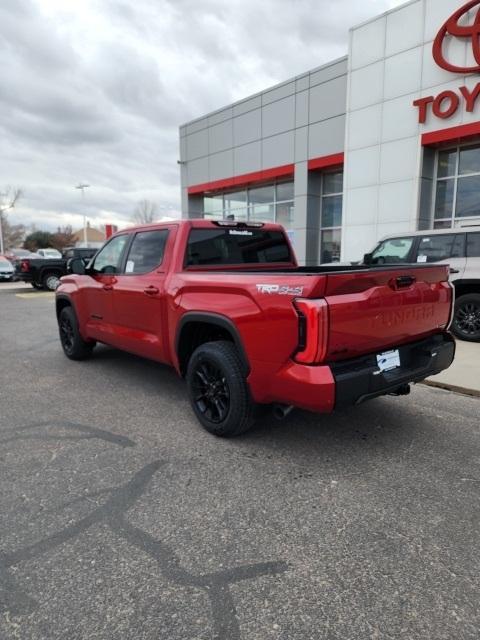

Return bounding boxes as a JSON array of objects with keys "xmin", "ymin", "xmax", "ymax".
[{"xmin": 371, "ymin": 237, "xmax": 414, "ymax": 264}]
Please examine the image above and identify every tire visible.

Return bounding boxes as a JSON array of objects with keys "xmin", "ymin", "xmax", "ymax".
[
  {"xmin": 31, "ymin": 282, "xmax": 44, "ymax": 290},
  {"xmin": 43, "ymin": 272, "xmax": 61, "ymax": 291},
  {"xmin": 58, "ymin": 306, "xmax": 95, "ymax": 360},
  {"xmin": 451, "ymin": 293, "xmax": 480, "ymax": 342},
  {"xmin": 186, "ymin": 341, "xmax": 255, "ymax": 437}
]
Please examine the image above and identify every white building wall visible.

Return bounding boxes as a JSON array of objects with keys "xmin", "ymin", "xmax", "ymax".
[{"xmin": 343, "ymin": 0, "xmax": 480, "ymax": 261}]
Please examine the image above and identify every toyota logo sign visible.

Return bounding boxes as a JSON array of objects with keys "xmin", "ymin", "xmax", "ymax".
[
  {"xmin": 433, "ymin": 0, "xmax": 480, "ymax": 73},
  {"xmin": 413, "ymin": 1, "xmax": 480, "ymax": 123}
]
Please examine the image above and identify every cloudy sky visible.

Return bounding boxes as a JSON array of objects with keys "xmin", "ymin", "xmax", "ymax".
[{"xmin": 1, "ymin": 0, "xmax": 405, "ymax": 233}]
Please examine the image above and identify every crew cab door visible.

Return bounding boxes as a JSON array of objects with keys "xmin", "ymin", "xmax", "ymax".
[
  {"xmin": 82, "ymin": 233, "xmax": 130, "ymax": 343},
  {"xmin": 109, "ymin": 227, "xmax": 174, "ymax": 362}
]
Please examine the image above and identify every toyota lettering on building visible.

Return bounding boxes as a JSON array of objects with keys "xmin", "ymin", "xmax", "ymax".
[{"xmin": 179, "ymin": 1, "xmax": 480, "ymax": 264}]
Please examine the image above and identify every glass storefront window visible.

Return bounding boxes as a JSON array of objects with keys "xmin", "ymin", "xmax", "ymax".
[
  {"xmin": 437, "ymin": 149, "xmax": 457, "ymax": 178},
  {"xmin": 456, "ymin": 175, "xmax": 480, "ymax": 218},
  {"xmin": 204, "ymin": 195, "xmax": 224, "ymax": 214},
  {"xmin": 249, "ymin": 185, "xmax": 274, "ymax": 205},
  {"xmin": 434, "ymin": 144, "xmax": 480, "ymax": 228},
  {"xmin": 224, "ymin": 191, "xmax": 247, "ymax": 213},
  {"xmin": 321, "ymin": 195, "xmax": 342, "ymax": 228},
  {"xmin": 434, "ymin": 180, "xmax": 454, "ymax": 219},
  {"xmin": 249, "ymin": 204, "xmax": 275, "ymax": 222},
  {"xmin": 202, "ymin": 181, "xmax": 294, "ymax": 226},
  {"xmin": 323, "ymin": 172, "xmax": 344, "ymax": 195},
  {"xmin": 321, "ymin": 229, "xmax": 342, "ymax": 263},
  {"xmin": 320, "ymin": 171, "xmax": 344, "ymax": 263},
  {"xmin": 276, "ymin": 202, "xmax": 294, "ymax": 227},
  {"xmin": 276, "ymin": 182, "xmax": 294, "ymax": 202},
  {"xmin": 459, "ymin": 144, "xmax": 480, "ymax": 175}
]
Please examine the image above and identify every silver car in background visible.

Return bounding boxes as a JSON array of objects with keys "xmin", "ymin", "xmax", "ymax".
[{"xmin": 0, "ymin": 256, "xmax": 15, "ymax": 281}]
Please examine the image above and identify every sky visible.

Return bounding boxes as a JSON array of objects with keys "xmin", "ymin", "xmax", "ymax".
[{"xmin": 0, "ymin": 0, "xmax": 406, "ymax": 233}]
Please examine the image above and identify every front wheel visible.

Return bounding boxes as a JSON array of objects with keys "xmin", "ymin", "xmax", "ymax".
[
  {"xmin": 451, "ymin": 293, "xmax": 480, "ymax": 342},
  {"xmin": 58, "ymin": 306, "xmax": 95, "ymax": 360},
  {"xmin": 186, "ymin": 341, "xmax": 255, "ymax": 437}
]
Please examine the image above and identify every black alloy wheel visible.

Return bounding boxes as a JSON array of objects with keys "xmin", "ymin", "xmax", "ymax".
[
  {"xmin": 186, "ymin": 341, "xmax": 256, "ymax": 437},
  {"xmin": 452, "ymin": 294, "xmax": 480, "ymax": 342},
  {"xmin": 192, "ymin": 359, "xmax": 230, "ymax": 424},
  {"xmin": 59, "ymin": 313, "xmax": 75, "ymax": 356},
  {"xmin": 58, "ymin": 306, "xmax": 95, "ymax": 360}
]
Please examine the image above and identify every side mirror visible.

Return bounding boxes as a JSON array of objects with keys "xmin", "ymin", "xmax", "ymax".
[
  {"xmin": 68, "ymin": 257, "xmax": 88, "ymax": 275},
  {"xmin": 363, "ymin": 252, "xmax": 373, "ymax": 265}
]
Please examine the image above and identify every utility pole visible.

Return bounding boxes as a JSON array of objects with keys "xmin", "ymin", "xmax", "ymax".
[
  {"xmin": 0, "ymin": 192, "xmax": 11, "ymax": 255},
  {"xmin": 75, "ymin": 184, "xmax": 90, "ymax": 246},
  {"xmin": 0, "ymin": 193, "xmax": 5, "ymax": 255}
]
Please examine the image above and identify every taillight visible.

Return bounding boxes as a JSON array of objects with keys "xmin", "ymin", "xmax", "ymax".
[
  {"xmin": 20, "ymin": 260, "xmax": 30, "ymax": 273},
  {"xmin": 294, "ymin": 299, "xmax": 329, "ymax": 364}
]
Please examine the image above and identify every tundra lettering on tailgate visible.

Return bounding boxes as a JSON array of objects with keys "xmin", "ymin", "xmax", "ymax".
[{"xmin": 372, "ymin": 305, "xmax": 435, "ymax": 329}]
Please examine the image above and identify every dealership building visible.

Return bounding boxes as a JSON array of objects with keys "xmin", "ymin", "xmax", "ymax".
[{"xmin": 179, "ymin": 0, "xmax": 480, "ymax": 264}]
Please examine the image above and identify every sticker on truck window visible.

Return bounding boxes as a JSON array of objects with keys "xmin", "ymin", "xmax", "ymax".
[
  {"xmin": 417, "ymin": 255, "xmax": 428, "ymax": 263},
  {"xmin": 256, "ymin": 284, "xmax": 304, "ymax": 296}
]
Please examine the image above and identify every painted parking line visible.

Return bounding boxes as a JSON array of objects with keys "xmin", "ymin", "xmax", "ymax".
[{"xmin": 15, "ymin": 292, "xmax": 55, "ymax": 300}]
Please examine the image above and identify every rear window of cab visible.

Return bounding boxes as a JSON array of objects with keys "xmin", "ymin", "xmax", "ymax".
[{"xmin": 186, "ymin": 228, "xmax": 292, "ymax": 266}]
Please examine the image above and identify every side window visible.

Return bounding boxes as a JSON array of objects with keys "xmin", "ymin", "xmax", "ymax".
[
  {"xmin": 467, "ymin": 233, "xmax": 480, "ymax": 257},
  {"xmin": 371, "ymin": 238, "xmax": 414, "ymax": 264},
  {"xmin": 416, "ymin": 235, "xmax": 458, "ymax": 263},
  {"xmin": 92, "ymin": 235, "xmax": 129, "ymax": 274},
  {"xmin": 124, "ymin": 230, "xmax": 169, "ymax": 274}
]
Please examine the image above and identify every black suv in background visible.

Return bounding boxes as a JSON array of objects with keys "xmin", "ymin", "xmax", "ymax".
[{"xmin": 366, "ymin": 228, "xmax": 480, "ymax": 342}]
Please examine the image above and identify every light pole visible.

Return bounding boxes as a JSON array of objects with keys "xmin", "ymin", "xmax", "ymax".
[
  {"xmin": 75, "ymin": 184, "xmax": 90, "ymax": 246},
  {"xmin": 0, "ymin": 192, "xmax": 10, "ymax": 255}
]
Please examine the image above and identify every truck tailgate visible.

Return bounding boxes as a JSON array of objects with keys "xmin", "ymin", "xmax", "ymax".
[{"xmin": 324, "ymin": 265, "xmax": 452, "ymax": 361}]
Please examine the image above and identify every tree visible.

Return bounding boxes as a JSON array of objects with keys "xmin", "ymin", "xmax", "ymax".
[
  {"xmin": 132, "ymin": 200, "xmax": 157, "ymax": 224},
  {"xmin": 51, "ymin": 226, "xmax": 76, "ymax": 251},
  {"xmin": 24, "ymin": 231, "xmax": 53, "ymax": 252},
  {"xmin": 0, "ymin": 187, "xmax": 23, "ymax": 253},
  {"xmin": 4, "ymin": 223, "xmax": 26, "ymax": 249}
]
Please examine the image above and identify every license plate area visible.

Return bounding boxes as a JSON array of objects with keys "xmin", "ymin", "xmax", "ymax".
[{"xmin": 376, "ymin": 349, "xmax": 401, "ymax": 372}]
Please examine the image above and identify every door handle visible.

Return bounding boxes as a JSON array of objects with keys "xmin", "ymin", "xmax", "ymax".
[
  {"xmin": 144, "ymin": 286, "xmax": 159, "ymax": 296},
  {"xmin": 450, "ymin": 268, "xmax": 460, "ymax": 274}
]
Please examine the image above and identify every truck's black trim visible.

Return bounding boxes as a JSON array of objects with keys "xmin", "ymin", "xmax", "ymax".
[
  {"xmin": 175, "ymin": 312, "xmax": 250, "ymax": 375},
  {"xmin": 331, "ymin": 333, "xmax": 456, "ymax": 409}
]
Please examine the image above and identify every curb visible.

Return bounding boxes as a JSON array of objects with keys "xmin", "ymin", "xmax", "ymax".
[{"xmin": 421, "ymin": 380, "xmax": 480, "ymax": 399}]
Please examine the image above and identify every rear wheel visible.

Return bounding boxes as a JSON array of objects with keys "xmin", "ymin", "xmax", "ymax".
[
  {"xmin": 452, "ymin": 294, "xmax": 480, "ymax": 342},
  {"xmin": 58, "ymin": 306, "xmax": 95, "ymax": 360},
  {"xmin": 43, "ymin": 272, "xmax": 61, "ymax": 291},
  {"xmin": 186, "ymin": 341, "xmax": 255, "ymax": 437}
]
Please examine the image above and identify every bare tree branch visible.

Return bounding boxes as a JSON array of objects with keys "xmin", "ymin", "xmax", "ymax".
[
  {"xmin": 132, "ymin": 199, "xmax": 157, "ymax": 224},
  {"xmin": 0, "ymin": 186, "xmax": 23, "ymax": 213}
]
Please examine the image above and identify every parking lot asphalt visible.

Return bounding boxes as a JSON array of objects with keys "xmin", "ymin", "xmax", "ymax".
[{"xmin": 1, "ymin": 286, "xmax": 480, "ymax": 640}]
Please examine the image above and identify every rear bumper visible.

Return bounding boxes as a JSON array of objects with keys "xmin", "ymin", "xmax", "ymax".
[
  {"xmin": 15, "ymin": 272, "xmax": 33, "ymax": 283},
  {"xmin": 249, "ymin": 332, "xmax": 455, "ymax": 413},
  {"xmin": 331, "ymin": 333, "xmax": 455, "ymax": 409}
]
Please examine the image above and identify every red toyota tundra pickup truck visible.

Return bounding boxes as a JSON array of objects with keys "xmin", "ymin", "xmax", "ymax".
[{"xmin": 56, "ymin": 220, "xmax": 455, "ymax": 437}]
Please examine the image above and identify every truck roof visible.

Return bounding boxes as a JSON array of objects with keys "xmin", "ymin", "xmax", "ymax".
[{"xmin": 118, "ymin": 219, "xmax": 286, "ymax": 235}]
